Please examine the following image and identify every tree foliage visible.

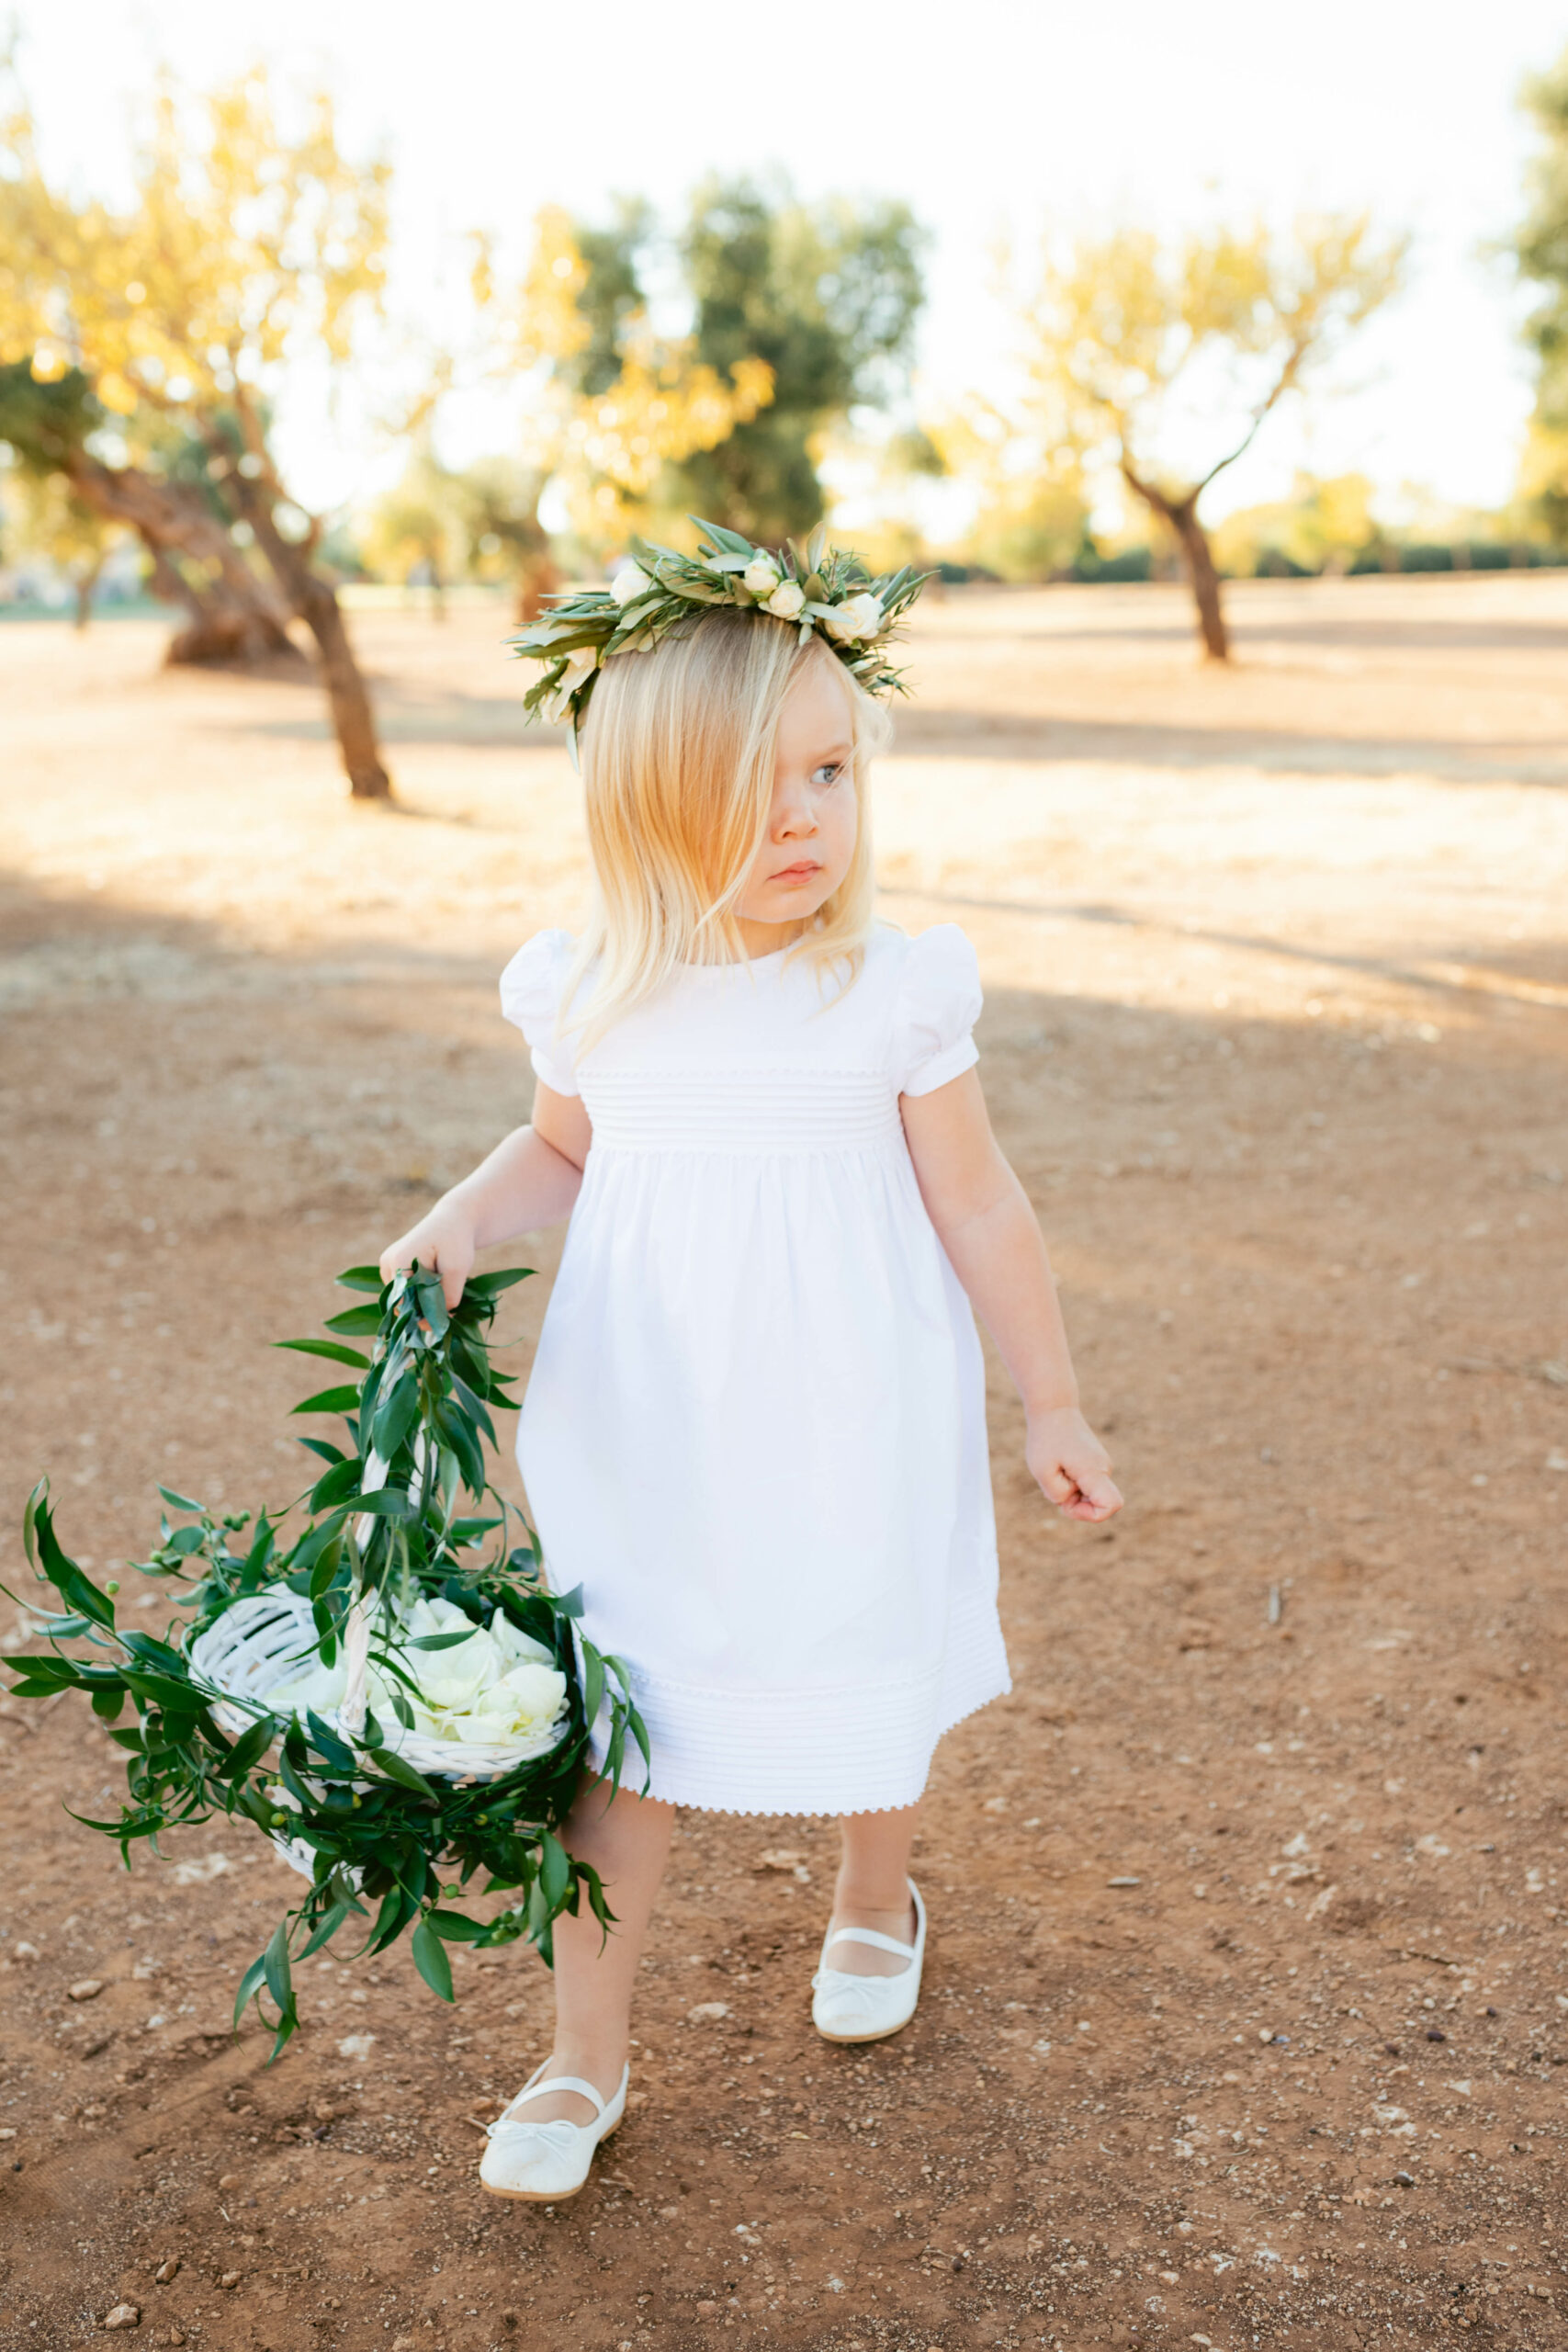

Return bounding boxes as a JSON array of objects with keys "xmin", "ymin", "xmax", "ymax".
[
  {"xmin": 1014, "ymin": 214, "xmax": 1406, "ymax": 654},
  {"xmin": 1516, "ymin": 45, "xmax": 1568, "ymax": 540},
  {"xmin": 0, "ymin": 63, "xmax": 394, "ymax": 791},
  {"xmin": 673, "ymin": 180, "xmax": 927, "ymax": 542},
  {"xmin": 477, "ymin": 203, "xmax": 773, "ymax": 560}
]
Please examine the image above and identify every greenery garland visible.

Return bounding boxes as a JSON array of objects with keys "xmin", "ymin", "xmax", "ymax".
[
  {"xmin": 6, "ymin": 1263, "xmax": 648, "ymax": 2061},
  {"xmin": 510, "ymin": 516, "xmax": 931, "ymax": 738}
]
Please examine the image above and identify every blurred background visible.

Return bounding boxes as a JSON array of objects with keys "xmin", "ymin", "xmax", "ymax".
[{"xmin": 5, "ymin": 0, "xmax": 1568, "ymax": 780}]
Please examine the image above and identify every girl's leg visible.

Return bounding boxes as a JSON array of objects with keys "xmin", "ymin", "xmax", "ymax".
[
  {"xmin": 517, "ymin": 1780, "xmax": 675, "ymax": 2122},
  {"xmin": 830, "ymin": 1802, "xmax": 919, "ymax": 1975}
]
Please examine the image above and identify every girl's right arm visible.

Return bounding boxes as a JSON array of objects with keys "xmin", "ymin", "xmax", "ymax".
[{"xmin": 379, "ymin": 1082, "xmax": 592, "ymax": 1307}]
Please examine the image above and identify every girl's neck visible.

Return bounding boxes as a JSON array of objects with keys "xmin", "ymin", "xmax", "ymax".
[{"xmin": 733, "ymin": 915, "xmax": 808, "ymax": 962}]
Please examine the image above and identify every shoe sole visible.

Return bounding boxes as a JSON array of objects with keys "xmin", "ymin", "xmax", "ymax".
[
  {"xmin": 814, "ymin": 2014, "xmax": 916, "ymax": 2044},
  {"xmin": 479, "ymin": 2110, "xmax": 621, "ymax": 2200},
  {"xmin": 813, "ymin": 1981, "xmax": 922, "ymax": 2044}
]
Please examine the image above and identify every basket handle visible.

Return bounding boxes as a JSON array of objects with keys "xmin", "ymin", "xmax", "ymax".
[{"xmin": 340, "ymin": 1585, "xmax": 378, "ymax": 1742}]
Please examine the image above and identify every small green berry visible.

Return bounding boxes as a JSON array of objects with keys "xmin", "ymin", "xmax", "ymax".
[
  {"xmin": 445, "ymin": 1883, "xmax": 460, "ymax": 1898},
  {"xmin": 271, "ymin": 1812, "xmax": 288, "ymax": 1828},
  {"xmin": 105, "ymin": 1580, "xmax": 120, "ymax": 1596},
  {"xmin": 351, "ymin": 1794, "xmax": 361, "ymax": 1808}
]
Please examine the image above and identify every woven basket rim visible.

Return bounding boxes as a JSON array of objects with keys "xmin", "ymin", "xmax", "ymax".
[{"xmin": 187, "ymin": 1587, "xmax": 571, "ymax": 1782}]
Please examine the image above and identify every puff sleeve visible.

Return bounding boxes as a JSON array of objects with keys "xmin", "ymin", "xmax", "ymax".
[
  {"xmin": 895, "ymin": 923, "xmax": 983, "ymax": 1097},
  {"xmin": 499, "ymin": 929, "xmax": 580, "ymax": 1098}
]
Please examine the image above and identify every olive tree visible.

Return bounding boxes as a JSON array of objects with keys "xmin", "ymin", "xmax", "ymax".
[{"xmin": 1015, "ymin": 215, "xmax": 1406, "ymax": 657}]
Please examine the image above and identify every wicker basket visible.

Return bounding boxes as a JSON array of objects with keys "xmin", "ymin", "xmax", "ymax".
[{"xmin": 187, "ymin": 1589, "xmax": 570, "ymax": 1879}]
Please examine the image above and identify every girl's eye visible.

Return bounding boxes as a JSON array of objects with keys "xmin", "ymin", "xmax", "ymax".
[{"xmin": 811, "ymin": 762, "xmax": 843, "ymax": 786}]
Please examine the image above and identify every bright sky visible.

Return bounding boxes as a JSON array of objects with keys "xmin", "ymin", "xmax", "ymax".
[{"xmin": 13, "ymin": 0, "xmax": 1564, "ymax": 528}]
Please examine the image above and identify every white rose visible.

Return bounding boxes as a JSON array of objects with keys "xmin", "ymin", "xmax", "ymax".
[
  {"xmin": 487, "ymin": 1611, "xmax": 558, "ymax": 1673},
  {"xmin": 610, "ymin": 562, "xmax": 649, "ymax": 606},
  {"xmin": 742, "ymin": 556, "xmax": 781, "ymax": 594},
  {"xmin": 268, "ymin": 1655, "xmax": 347, "ymax": 1718},
  {"xmin": 764, "ymin": 580, "xmax": 806, "ymax": 620},
  {"xmin": 822, "ymin": 591, "xmax": 883, "ymax": 644},
  {"xmin": 497, "ymin": 1659, "xmax": 570, "ymax": 1719}
]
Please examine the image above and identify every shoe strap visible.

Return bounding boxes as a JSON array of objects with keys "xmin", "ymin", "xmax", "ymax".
[
  {"xmin": 825, "ymin": 1923, "xmax": 916, "ymax": 1961},
  {"xmin": 507, "ymin": 2072, "xmax": 607, "ymax": 2119}
]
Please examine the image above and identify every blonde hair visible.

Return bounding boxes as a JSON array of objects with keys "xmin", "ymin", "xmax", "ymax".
[{"xmin": 563, "ymin": 606, "xmax": 890, "ymax": 1050}]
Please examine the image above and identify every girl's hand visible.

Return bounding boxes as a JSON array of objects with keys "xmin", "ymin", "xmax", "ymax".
[
  {"xmin": 379, "ymin": 1197, "xmax": 478, "ymax": 1311},
  {"xmin": 1026, "ymin": 1405, "xmax": 1122, "ymax": 1522}
]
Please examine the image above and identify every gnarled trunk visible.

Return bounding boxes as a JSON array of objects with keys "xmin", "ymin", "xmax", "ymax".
[
  {"xmin": 1120, "ymin": 461, "xmax": 1230, "ymax": 662},
  {"xmin": 243, "ymin": 500, "xmax": 391, "ymax": 799},
  {"xmin": 66, "ymin": 455, "xmax": 299, "ymax": 663}
]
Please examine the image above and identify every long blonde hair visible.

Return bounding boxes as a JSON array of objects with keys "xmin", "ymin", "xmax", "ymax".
[{"xmin": 564, "ymin": 605, "xmax": 890, "ymax": 1050}]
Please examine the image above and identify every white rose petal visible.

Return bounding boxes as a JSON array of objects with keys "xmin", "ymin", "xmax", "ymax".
[
  {"xmin": 611, "ymin": 562, "xmax": 649, "ymax": 606},
  {"xmin": 561, "ymin": 644, "xmax": 598, "ymax": 682},
  {"xmin": 764, "ymin": 580, "xmax": 806, "ymax": 620},
  {"xmin": 822, "ymin": 591, "xmax": 883, "ymax": 644},
  {"xmin": 488, "ymin": 1611, "xmax": 557, "ymax": 1672},
  {"xmin": 742, "ymin": 557, "xmax": 782, "ymax": 594}
]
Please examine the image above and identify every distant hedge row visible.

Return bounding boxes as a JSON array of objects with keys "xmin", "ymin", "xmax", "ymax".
[{"xmin": 936, "ymin": 543, "xmax": 1567, "ymax": 586}]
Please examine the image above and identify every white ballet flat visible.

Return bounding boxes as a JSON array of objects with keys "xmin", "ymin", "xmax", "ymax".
[
  {"xmin": 479, "ymin": 2060, "xmax": 628, "ymax": 2200},
  {"xmin": 811, "ymin": 1879, "xmax": 926, "ymax": 2043}
]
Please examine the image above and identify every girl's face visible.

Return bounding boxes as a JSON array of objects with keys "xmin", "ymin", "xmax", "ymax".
[{"xmin": 734, "ymin": 658, "xmax": 858, "ymax": 946}]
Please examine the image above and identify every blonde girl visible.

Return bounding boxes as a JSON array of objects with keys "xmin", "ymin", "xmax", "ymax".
[{"xmin": 381, "ymin": 567, "xmax": 1121, "ymax": 2200}]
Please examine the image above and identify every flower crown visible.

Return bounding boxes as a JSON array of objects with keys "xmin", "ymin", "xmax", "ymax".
[{"xmin": 509, "ymin": 517, "xmax": 930, "ymax": 736}]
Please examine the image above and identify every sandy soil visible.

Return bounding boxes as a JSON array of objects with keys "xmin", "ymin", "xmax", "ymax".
[{"xmin": 1, "ymin": 573, "xmax": 1566, "ymax": 2352}]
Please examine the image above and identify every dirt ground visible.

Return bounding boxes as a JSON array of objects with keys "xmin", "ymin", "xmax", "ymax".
[{"xmin": 2, "ymin": 572, "xmax": 1565, "ymax": 2352}]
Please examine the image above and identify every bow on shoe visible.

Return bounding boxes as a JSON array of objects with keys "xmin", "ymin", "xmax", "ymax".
[
  {"xmin": 811, "ymin": 1963, "xmax": 903, "ymax": 2020},
  {"xmin": 485, "ymin": 2114, "xmax": 588, "ymax": 2167}
]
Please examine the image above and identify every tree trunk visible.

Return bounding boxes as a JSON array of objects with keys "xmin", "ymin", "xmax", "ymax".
[
  {"xmin": 244, "ymin": 504, "xmax": 390, "ymax": 797},
  {"xmin": 299, "ymin": 574, "xmax": 392, "ymax": 799},
  {"xmin": 66, "ymin": 455, "xmax": 298, "ymax": 662},
  {"xmin": 1169, "ymin": 501, "xmax": 1229, "ymax": 661},
  {"xmin": 1120, "ymin": 461, "xmax": 1230, "ymax": 661},
  {"xmin": 72, "ymin": 557, "xmax": 103, "ymax": 631},
  {"xmin": 514, "ymin": 548, "xmax": 563, "ymax": 626}
]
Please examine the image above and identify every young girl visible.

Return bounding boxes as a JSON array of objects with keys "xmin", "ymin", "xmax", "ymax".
[{"xmin": 380, "ymin": 540, "xmax": 1121, "ymax": 2201}]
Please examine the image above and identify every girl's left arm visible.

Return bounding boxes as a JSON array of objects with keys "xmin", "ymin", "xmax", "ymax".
[{"xmin": 901, "ymin": 1068, "xmax": 1122, "ymax": 1522}]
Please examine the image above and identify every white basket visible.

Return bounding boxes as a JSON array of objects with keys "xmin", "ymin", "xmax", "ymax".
[{"xmin": 187, "ymin": 1590, "xmax": 570, "ymax": 1783}]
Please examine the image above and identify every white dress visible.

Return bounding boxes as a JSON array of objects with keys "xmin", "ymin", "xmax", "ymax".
[{"xmin": 500, "ymin": 921, "xmax": 1010, "ymax": 1816}]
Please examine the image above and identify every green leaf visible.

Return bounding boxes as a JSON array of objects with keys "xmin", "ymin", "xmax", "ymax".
[
  {"xmin": 411, "ymin": 1916, "xmax": 455, "ymax": 2002},
  {"xmin": 289, "ymin": 1385, "xmax": 363, "ymax": 1418},
  {"xmin": 370, "ymin": 1374, "xmax": 422, "ymax": 1461},
  {"xmin": 261, "ymin": 1917, "xmax": 293, "ymax": 2014},
  {"xmin": 539, "ymin": 1828, "xmax": 571, "ymax": 1909},
  {"xmin": 310, "ymin": 1457, "xmax": 361, "ymax": 1512},
  {"xmin": 462, "ymin": 1267, "xmax": 532, "ymax": 1297},
  {"xmin": 156, "ymin": 1485, "xmax": 206, "ymax": 1514},
  {"xmin": 404, "ymin": 1629, "xmax": 479, "ymax": 1653},
  {"xmin": 22, "ymin": 1489, "xmax": 117, "ymax": 1628},
  {"xmin": 580, "ymin": 1645, "xmax": 604, "ymax": 1731},
  {"xmin": 232, "ymin": 1951, "xmax": 268, "ymax": 2031},
  {"xmin": 219, "ymin": 1717, "xmax": 276, "ymax": 1780},
  {"xmin": 427, "ymin": 1905, "xmax": 488, "ymax": 1944},
  {"xmin": 322, "ymin": 1303, "xmax": 384, "ymax": 1336},
  {"xmin": 305, "ymin": 1710, "xmax": 356, "ymax": 1775},
  {"xmin": 90, "ymin": 1687, "xmax": 125, "ymax": 1722},
  {"xmin": 367, "ymin": 1746, "xmax": 441, "ymax": 1801},
  {"xmin": 275, "ymin": 1338, "xmax": 372, "ymax": 1370},
  {"xmin": 355, "ymin": 1488, "xmax": 413, "ymax": 1523},
  {"xmin": 335, "ymin": 1263, "xmax": 386, "ymax": 1294},
  {"xmin": 295, "ymin": 1898, "xmax": 355, "ymax": 1961}
]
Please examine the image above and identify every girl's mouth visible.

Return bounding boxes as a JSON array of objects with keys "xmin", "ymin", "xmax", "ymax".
[{"xmin": 773, "ymin": 862, "xmax": 822, "ymax": 883}]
